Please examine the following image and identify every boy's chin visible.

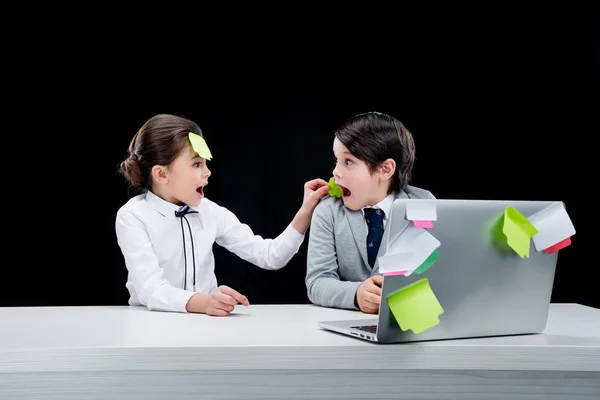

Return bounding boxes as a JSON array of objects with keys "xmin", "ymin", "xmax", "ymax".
[{"xmin": 342, "ymin": 198, "xmax": 362, "ymax": 211}]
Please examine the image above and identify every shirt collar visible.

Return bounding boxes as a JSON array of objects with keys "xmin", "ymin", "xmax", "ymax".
[
  {"xmin": 360, "ymin": 192, "xmax": 395, "ymax": 220},
  {"xmin": 146, "ymin": 190, "xmax": 189, "ymax": 219}
]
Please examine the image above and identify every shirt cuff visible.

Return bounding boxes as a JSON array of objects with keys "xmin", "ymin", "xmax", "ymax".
[{"xmin": 172, "ymin": 289, "xmax": 197, "ymax": 313}]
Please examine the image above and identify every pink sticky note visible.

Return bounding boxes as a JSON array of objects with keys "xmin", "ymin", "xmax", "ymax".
[
  {"xmin": 383, "ymin": 270, "xmax": 408, "ymax": 277},
  {"xmin": 545, "ymin": 237, "xmax": 571, "ymax": 254},
  {"xmin": 414, "ymin": 220, "xmax": 433, "ymax": 228}
]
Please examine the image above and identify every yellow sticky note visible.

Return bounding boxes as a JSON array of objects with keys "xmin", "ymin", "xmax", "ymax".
[
  {"xmin": 386, "ymin": 278, "xmax": 443, "ymax": 334},
  {"xmin": 502, "ymin": 207, "xmax": 538, "ymax": 258},
  {"xmin": 328, "ymin": 177, "xmax": 342, "ymax": 198},
  {"xmin": 188, "ymin": 132, "xmax": 213, "ymax": 160}
]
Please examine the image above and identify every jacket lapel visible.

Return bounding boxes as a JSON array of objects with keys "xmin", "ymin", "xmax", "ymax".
[{"xmin": 346, "ymin": 208, "xmax": 370, "ymax": 268}]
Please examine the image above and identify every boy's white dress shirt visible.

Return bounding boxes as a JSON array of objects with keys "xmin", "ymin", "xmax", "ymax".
[
  {"xmin": 115, "ymin": 190, "xmax": 304, "ymax": 313},
  {"xmin": 360, "ymin": 193, "xmax": 395, "ymax": 233}
]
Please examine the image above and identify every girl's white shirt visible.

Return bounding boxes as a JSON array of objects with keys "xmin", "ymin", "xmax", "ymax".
[{"xmin": 115, "ymin": 190, "xmax": 304, "ymax": 313}]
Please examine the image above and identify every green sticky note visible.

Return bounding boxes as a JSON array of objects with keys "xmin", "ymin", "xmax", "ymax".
[
  {"xmin": 386, "ymin": 278, "xmax": 444, "ymax": 334},
  {"xmin": 414, "ymin": 249, "xmax": 440, "ymax": 274},
  {"xmin": 494, "ymin": 207, "xmax": 538, "ymax": 258},
  {"xmin": 188, "ymin": 132, "xmax": 213, "ymax": 160},
  {"xmin": 328, "ymin": 177, "xmax": 342, "ymax": 198}
]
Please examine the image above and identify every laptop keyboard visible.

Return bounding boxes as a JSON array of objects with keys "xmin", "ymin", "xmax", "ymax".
[{"xmin": 351, "ymin": 325, "xmax": 377, "ymax": 333}]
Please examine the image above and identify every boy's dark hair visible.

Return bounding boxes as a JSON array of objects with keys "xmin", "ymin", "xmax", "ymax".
[
  {"xmin": 334, "ymin": 111, "xmax": 416, "ymax": 194},
  {"xmin": 119, "ymin": 113, "xmax": 203, "ymax": 191}
]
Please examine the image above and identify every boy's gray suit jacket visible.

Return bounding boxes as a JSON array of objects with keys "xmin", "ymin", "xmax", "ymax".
[{"xmin": 306, "ymin": 185, "xmax": 436, "ymax": 310}]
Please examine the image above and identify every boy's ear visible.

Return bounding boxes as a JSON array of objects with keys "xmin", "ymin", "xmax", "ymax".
[
  {"xmin": 151, "ymin": 165, "xmax": 169, "ymax": 185},
  {"xmin": 378, "ymin": 158, "xmax": 396, "ymax": 181}
]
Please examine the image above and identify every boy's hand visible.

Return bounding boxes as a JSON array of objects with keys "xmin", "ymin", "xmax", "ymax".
[
  {"xmin": 300, "ymin": 178, "xmax": 330, "ymax": 212},
  {"xmin": 356, "ymin": 276, "xmax": 383, "ymax": 314},
  {"xmin": 206, "ymin": 285, "xmax": 249, "ymax": 316}
]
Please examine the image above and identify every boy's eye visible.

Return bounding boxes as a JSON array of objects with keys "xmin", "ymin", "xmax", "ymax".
[{"xmin": 345, "ymin": 159, "xmax": 353, "ymax": 165}]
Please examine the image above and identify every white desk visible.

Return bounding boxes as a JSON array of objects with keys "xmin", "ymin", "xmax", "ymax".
[{"xmin": 1, "ymin": 303, "xmax": 599, "ymax": 399}]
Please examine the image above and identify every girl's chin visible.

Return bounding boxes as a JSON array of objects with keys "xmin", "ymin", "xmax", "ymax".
[{"xmin": 187, "ymin": 198, "xmax": 202, "ymax": 207}]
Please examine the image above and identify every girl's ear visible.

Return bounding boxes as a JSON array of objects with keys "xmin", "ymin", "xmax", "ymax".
[
  {"xmin": 378, "ymin": 158, "xmax": 396, "ymax": 181},
  {"xmin": 151, "ymin": 165, "xmax": 169, "ymax": 185}
]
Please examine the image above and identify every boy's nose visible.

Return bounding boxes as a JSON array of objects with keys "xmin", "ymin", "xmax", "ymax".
[{"xmin": 332, "ymin": 165, "xmax": 341, "ymax": 179}]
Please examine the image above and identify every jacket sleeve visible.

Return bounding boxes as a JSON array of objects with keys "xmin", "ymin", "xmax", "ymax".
[{"xmin": 306, "ymin": 201, "xmax": 362, "ymax": 310}]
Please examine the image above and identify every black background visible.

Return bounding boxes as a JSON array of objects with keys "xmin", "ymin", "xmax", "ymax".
[{"xmin": 2, "ymin": 8, "xmax": 597, "ymax": 309}]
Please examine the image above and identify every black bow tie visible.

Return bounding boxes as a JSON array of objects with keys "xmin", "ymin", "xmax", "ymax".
[
  {"xmin": 175, "ymin": 204, "xmax": 199, "ymax": 291},
  {"xmin": 175, "ymin": 205, "xmax": 198, "ymax": 217}
]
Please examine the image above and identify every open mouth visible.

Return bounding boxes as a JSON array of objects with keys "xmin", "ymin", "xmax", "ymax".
[
  {"xmin": 196, "ymin": 186, "xmax": 205, "ymax": 197},
  {"xmin": 338, "ymin": 184, "xmax": 351, "ymax": 197}
]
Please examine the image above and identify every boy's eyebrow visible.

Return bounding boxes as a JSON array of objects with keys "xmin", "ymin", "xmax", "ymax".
[{"xmin": 190, "ymin": 154, "xmax": 202, "ymax": 160}]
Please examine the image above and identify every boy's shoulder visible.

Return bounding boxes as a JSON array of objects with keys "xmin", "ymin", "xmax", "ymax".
[
  {"xmin": 404, "ymin": 185, "xmax": 436, "ymax": 199},
  {"xmin": 312, "ymin": 195, "xmax": 347, "ymax": 221}
]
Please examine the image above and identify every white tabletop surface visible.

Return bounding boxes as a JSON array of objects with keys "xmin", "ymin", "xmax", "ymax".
[{"xmin": 1, "ymin": 303, "xmax": 599, "ymax": 373}]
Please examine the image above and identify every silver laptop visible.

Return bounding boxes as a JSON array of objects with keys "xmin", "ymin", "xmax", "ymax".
[{"xmin": 318, "ymin": 199, "xmax": 570, "ymax": 343}]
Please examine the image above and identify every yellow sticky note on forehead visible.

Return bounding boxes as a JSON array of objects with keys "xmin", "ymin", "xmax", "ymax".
[{"xmin": 188, "ymin": 132, "xmax": 213, "ymax": 160}]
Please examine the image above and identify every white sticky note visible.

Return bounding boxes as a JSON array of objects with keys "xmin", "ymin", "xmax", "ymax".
[
  {"xmin": 528, "ymin": 202, "xmax": 576, "ymax": 252},
  {"xmin": 385, "ymin": 225, "xmax": 422, "ymax": 256},
  {"xmin": 406, "ymin": 201, "xmax": 437, "ymax": 222},
  {"xmin": 378, "ymin": 225, "xmax": 440, "ymax": 275},
  {"xmin": 378, "ymin": 252, "xmax": 413, "ymax": 275}
]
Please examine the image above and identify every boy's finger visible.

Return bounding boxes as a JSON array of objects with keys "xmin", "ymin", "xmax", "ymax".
[
  {"xmin": 371, "ymin": 275, "xmax": 383, "ymax": 286},
  {"xmin": 367, "ymin": 284, "xmax": 382, "ymax": 296},
  {"xmin": 365, "ymin": 293, "xmax": 381, "ymax": 305},
  {"xmin": 362, "ymin": 305, "xmax": 378, "ymax": 314}
]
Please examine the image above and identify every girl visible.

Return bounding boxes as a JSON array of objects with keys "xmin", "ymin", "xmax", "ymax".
[{"xmin": 116, "ymin": 113, "xmax": 329, "ymax": 316}]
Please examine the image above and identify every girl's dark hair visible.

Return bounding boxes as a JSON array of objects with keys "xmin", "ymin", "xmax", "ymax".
[
  {"xmin": 119, "ymin": 114, "xmax": 203, "ymax": 191},
  {"xmin": 334, "ymin": 111, "xmax": 416, "ymax": 194}
]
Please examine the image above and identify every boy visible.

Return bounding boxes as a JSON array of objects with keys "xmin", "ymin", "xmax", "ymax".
[{"xmin": 306, "ymin": 112, "xmax": 435, "ymax": 313}]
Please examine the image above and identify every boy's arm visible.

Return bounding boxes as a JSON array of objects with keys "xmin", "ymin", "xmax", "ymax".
[{"xmin": 306, "ymin": 202, "xmax": 361, "ymax": 310}]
